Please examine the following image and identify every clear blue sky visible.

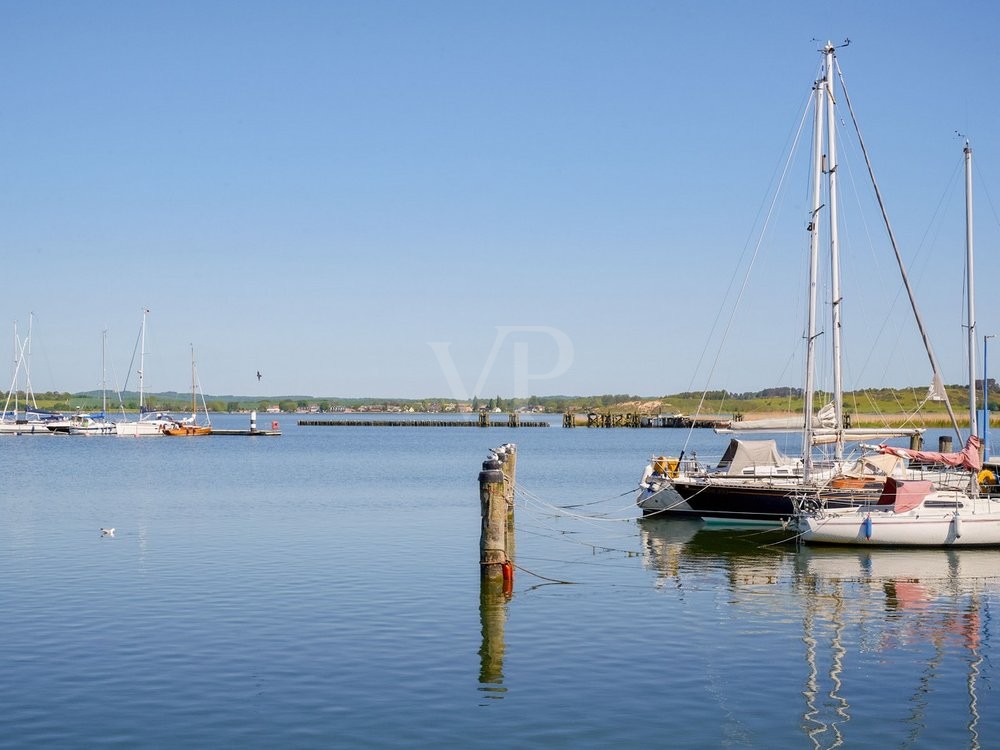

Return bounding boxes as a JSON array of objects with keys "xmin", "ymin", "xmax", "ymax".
[{"xmin": 1, "ymin": 1, "xmax": 998, "ymax": 399}]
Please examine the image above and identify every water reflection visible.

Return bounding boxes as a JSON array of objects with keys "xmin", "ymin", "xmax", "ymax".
[
  {"xmin": 639, "ymin": 519, "xmax": 998, "ymax": 749},
  {"xmin": 478, "ymin": 578, "xmax": 511, "ymax": 701}
]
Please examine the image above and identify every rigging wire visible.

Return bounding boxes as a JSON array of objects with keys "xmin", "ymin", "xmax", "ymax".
[
  {"xmin": 684, "ymin": 92, "xmax": 816, "ymax": 456},
  {"xmin": 836, "ymin": 58, "xmax": 961, "ymax": 440}
]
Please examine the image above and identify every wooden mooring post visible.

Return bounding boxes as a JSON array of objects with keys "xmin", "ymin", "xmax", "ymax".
[
  {"xmin": 479, "ymin": 443, "xmax": 516, "ymax": 592},
  {"xmin": 478, "ymin": 444, "xmax": 516, "ymax": 691}
]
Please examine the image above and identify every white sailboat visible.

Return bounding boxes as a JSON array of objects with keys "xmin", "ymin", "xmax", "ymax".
[
  {"xmin": 795, "ymin": 140, "xmax": 1000, "ymax": 546},
  {"xmin": 47, "ymin": 329, "xmax": 116, "ymax": 435},
  {"xmin": 639, "ymin": 41, "xmax": 935, "ymax": 522},
  {"xmin": 0, "ymin": 315, "xmax": 62, "ymax": 435},
  {"xmin": 115, "ymin": 309, "xmax": 174, "ymax": 437}
]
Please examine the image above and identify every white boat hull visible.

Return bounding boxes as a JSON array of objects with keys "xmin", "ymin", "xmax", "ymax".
[
  {"xmin": 47, "ymin": 415, "xmax": 116, "ymax": 435},
  {"xmin": 796, "ymin": 501, "xmax": 1000, "ymax": 547},
  {"xmin": 115, "ymin": 419, "xmax": 172, "ymax": 436},
  {"xmin": 0, "ymin": 420, "xmax": 57, "ymax": 434}
]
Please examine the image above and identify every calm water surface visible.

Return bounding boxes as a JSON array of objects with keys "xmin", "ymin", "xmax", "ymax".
[{"xmin": 1, "ymin": 416, "xmax": 997, "ymax": 748}]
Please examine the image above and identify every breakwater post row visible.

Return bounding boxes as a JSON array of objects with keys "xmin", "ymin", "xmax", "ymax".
[{"xmin": 298, "ymin": 413, "xmax": 546, "ymax": 427}]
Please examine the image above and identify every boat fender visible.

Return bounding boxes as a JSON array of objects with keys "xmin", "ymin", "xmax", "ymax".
[
  {"xmin": 640, "ymin": 463, "xmax": 654, "ymax": 488},
  {"xmin": 862, "ymin": 514, "xmax": 873, "ymax": 540},
  {"xmin": 953, "ymin": 513, "xmax": 962, "ymax": 539}
]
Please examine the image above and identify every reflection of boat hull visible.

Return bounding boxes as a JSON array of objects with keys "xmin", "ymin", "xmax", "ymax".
[{"xmin": 796, "ymin": 544, "xmax": 1000, "ymax": 580}]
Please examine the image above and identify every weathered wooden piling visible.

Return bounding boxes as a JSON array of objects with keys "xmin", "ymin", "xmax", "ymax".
[
  {"xmin": 479, "ymin": 462, "xmax": 507, "ymax": 585},
  {"xmin": 940, "ymin": 435, "xmax": 954, "ymax": 453},
  {"xmin": 478, "ymin": 445, "xmax": 517, "ymax": 692}
]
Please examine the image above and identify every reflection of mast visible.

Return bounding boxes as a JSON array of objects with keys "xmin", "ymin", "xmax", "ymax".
[
  {"xmin": 966, "ymin": 595, "xmax": 982, "ymax": 750},
  {"xmin": 801, "ymin": 575, "xmax": 849, "ymax": 750}
]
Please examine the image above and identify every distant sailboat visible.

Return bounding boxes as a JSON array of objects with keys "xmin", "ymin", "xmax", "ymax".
[
  {"xmin": 0, "ymin": 314, "xmax": 63, "ymax": 435},
  {"xmin": 115, "ymin": 309, "xmax": 174, "ymax": 437},
  {"xmin": 47, "ymin": 329, "xmax": 116, "ymax": 435},
  {"xmin": 164, "ymin": 346, "xmax": 212, "ymax": 436}
]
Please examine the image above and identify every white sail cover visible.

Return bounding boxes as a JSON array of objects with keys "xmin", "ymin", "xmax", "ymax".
[
  {"xmin": 716, "ymin": 439, "xmax": 794, "ymax": 475},
  {"xmin": 719, "ymin": 402, "xmax": 837, "ymax": 433}
]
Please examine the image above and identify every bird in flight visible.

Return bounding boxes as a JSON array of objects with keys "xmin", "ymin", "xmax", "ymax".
[{"xmin": 257, "ymin": 370, "xmax": 262, "ymax": 382}]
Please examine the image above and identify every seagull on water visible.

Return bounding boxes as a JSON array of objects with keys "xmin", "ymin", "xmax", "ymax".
[{"xmin": 101, "ymin": 527, "xmax": 115, "ymax": 537}]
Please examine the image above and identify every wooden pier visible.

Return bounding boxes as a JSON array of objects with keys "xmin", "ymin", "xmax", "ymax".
[
  {"xmin": 299, "ymin": 413, "xmax": 547, "ymax": 428},
  {"xmin": 562, "ymin": 412, "xmax": 731, "ymax": 428}
]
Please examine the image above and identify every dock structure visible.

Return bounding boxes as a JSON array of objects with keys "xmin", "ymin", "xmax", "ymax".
[
  {"xmin": 562, "ymin": 412, "xmax": 731, "ymax": 429},
  {"xmin": 298, "ymin": 413, "xmax": 547, "ymax": 428},
  {"xmin": 211, "ymin": 411, "xmax": 282, "ymax": 436}
]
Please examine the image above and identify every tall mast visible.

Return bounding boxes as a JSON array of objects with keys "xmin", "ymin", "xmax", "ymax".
[
  {"xmin": 101, "ymin": 328, "xmax": 108, "ymax": 416},
  {"xmin": 190, "ymin": 344, "xmax": 196, "ymax": 419},
  {"xmin": 965, "ymin": 140, "xmax": 977, "ymax": 439},
  {"xmin": 803, "ymin": 46, "xmax": 828, "ymax": 479},
  {"xmin": 24, "ymin": 313, "xmax": 36, "ymax": 410},
  {"xmin": 824, "ymin": 43, "xmax": 844, "ymax": 459},
  {"xmin": 138, "ymin": 309, "xmax": 147, "ymax": 414}
]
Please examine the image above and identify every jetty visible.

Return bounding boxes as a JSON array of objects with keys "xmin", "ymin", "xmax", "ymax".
[
  {"xmin": 562, "ymin": 412, "xmax": 731, "ymax": 428},
  {"xmin": 299, "ymin": 413, "xmax": 547, "ymax": 428},
  {"xmin": 210, "ymin": 412, "xmax": 282, "ymax": 436}
]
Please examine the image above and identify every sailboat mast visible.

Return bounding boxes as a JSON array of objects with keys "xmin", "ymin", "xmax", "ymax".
[
  {"xmin": 24, "ymin": 313, "xmax": 36, "ymax": 411},
  {"xmin": 825, "ymin": 43, "xmax": 845, "ymax": 460},
  {"xmin": 101, "ymin": 328, "xmax": 108, "ymax": 416},
  {"xmin": 803, "ymin": 48, "xmax": 828, "ymax": 478},
  {"xmin": 965, "ymin": 140, "xmax": 978, "ymax": 439},
  {"xmin": 190, "ymin": 344, "xmax": 196, "ymax": 418},
  {"xmin": 138, "ymin": 309, "xmax": 146, "ymax": 414}
]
